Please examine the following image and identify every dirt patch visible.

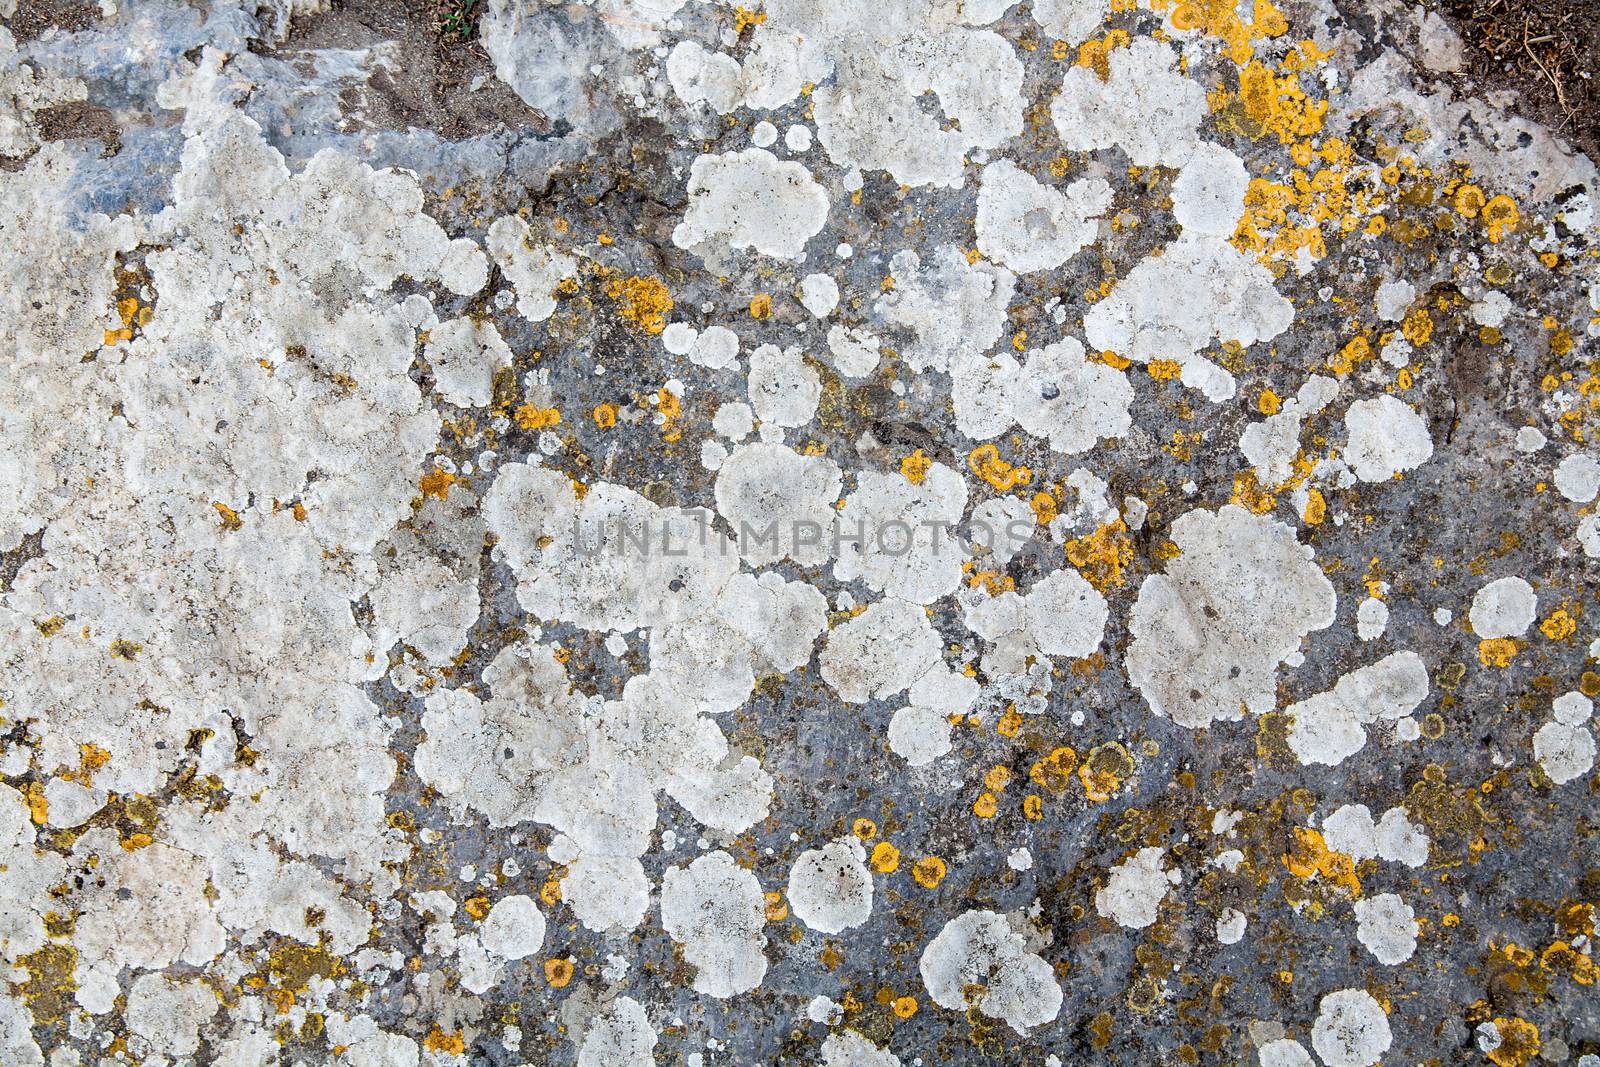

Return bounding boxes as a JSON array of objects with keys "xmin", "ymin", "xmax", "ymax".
[
  {"xmin": 6, "ymin": 0, "xmax": 101, "ymax": 43},
  {"xmin": 1433, "ymin": 0, "xmax": 1600, "ymax": 162},
  {"xmin": 266, "ymin": 0, "xmax": 550, "ymax": 141},
  {"xmin": 34, "ymin": 100, "xmax": 120, "ymax": 154}
]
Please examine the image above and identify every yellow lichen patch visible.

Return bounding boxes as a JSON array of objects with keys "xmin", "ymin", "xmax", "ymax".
[
  {"xmin": 1401, "ymin": 307, "xmax": 1434, "ymax": 346},
  {"xmin": 1327, "ymin": 335, "xmax": 1372, "ymax": 376},
  {"xmin": 968, "ymin": 444, "xmax": 1032, "ymax": 491},
  {"xmin": 23, "ymin": 782, "xmax": 48, "ymax": 824},
  {"xmin": 19, "ymin": 944, "xmax": 77, "ymax": 1026},
  {"xmin": 605, "ymin": 275, "xmax": 673, "ymax": 334},
  {"xmin": 1065, "ymin": 520, "xmax": 1135, "ymax": 591},
  {"xmin": 213, "ymin": 501, "xmax": 244, "ymax": 531},
  {"xmin": 1023, "ymin": 794, "xmax": 1043, "ymax": 820},
  {"xmin": 1478, "ymin": 638, "xmax": 1518, "ymax": 668},
  {"xmin": 656, "ymin": 387, "xmax": 684, "ymax": 441},
  {"xmin": 540, "ymin": 875, "xmax": 563, "ymax": 906},
  {"xmin": 892, "ymin": 995, "xmax": 919, "ymax": 1018},
  {"xmin": 423, "ymin": 1028, "xmax": 466, "ymax": 1055},
  {"xmin": 1147, "ymin": 359, "xmax": 1184, "ymax": 380},
  {"xmin": 1232, "ymin": 60, "xmax": 1327, "ymax": 143},
  {"xmin": 463, "ymin": 896, "xmax": 490, "ymax": 921},
  {"xmin": 544, "ymin": 957, "xmax": 574, "ymax": 988},
  {"xmin": 1482, "ymin": 195, "xmax": 1520, "ymax": 243},
  {"xmin": 1257, "ymin": 388, "xmax": 1281, "ymax": 415},
  {"xmin": 1231, "ymin": 470, "xmax": 1276, "ymax": 514},
  {"xmin": 513, "ymin": 404, "xmax": 561, "ymax": 431},
  {"xmin": 1302, "ymin": 487, "xmax": 1327, "ymax": 525},
  {"xmin": 764, "ymin": 891, "xmax": 788, "ymax": 921},
  {"xmin": 853, "ymin": 817, "xmax": 878, "ymax": 840},
  {"xmin": 749, "ymin": 293, "xmax": 773, "ymax": 320},
  {"xmin": 996, "ymin": 705, "xmax": 1023, "ymax": 737},
  {"xmin": 1030, "ymin": 747, "xmax": 1079, "ymax": 794},
  {"xmin": 984, "ymin": 765, "xmax": 1013, "ymax": 791},
  {"xmin": 1541, "ymin": 940, "xmax": 1597, "ymax": 985},
  {"xmin": 912, "ymin": 856, "xmax": 947, "ymax": 888},
  {"xmin": 870, "ymin": 841, "xmax": 901, "ymax": 873},
  {"xmin": 1539, "ymin": 608, "xmax": 1577, "ymax": 641},
  {"xmin": 973, "ymin": 792, "xmax": 999, "ymax": 818},
  {"xmin": 964, "ymin": 563, "xmax": 1015, "ymax": 596},
  {"xmin": 733, "ymin": 4, "xmax": 765, "ymax": 32},
  {"xmin": 1074, "ymin": 29, "xmax": 1130, "ymax": 80},
  {"xmin": 901, "ymin": 448, "xmax": 933, "ymax": 485},
  {"xmin": 592, "ymin": 403, "xmax": 618, "ymax": 428},
  {"xmin": 1484, "ymin": 1017, "xmax": 1540, "ymax": 1066},
  {"xmin": 1029, "ymin": 490, "xmax": 1057, "ymax": 524},
  {"xmin": 109, "ymin": 638, "xmax": 142, "ymax": 660},
  {"xmin": 1282, "ymin": 827, "xmax": 1361, "ymax": 897},
  {"xmin": 1157, "ymin": 0, "xmax": 1286, "ymax": 63},
  {"xmin": 1079, "ymin": 742, "xmax": 1133, "ymax": 803},
  {"xmin": 419, "ymin": 467, "xmax": 456, "ymax": 500},
  {"xmin": 1453, "ymin": 183, "xmax": 1486, "ymax": 218}
]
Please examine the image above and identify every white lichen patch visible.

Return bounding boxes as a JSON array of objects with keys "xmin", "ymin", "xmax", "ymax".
[
  {"xmin": 661, "ymin": 850, "xmax": 768, "ymax": 998},
  {"xmin": 487, "ymin": 214, "xmax": 574, "ymax": 323},
  {"xmin": 1286, "ymin": 652, "xmax": 1431, "ymax": 766},
  {"xmin": 1342, "ymin": 395, "xmax": 1434, "ymax": 481},
  {"xmin": 1051, "ymin": 38, "xmax": 1205, "ymax": 167},
  {"xmin": 821, "ymin": 1029, "xmax": 902, "ymax": 1067},
  {"xmin": 1096, "ymin": 847, "xmax": 1175, "ymax": 929},
  {"xmin": 1353, "ymin": 892, "xmax": 1417, "ymax": 964},
  {"xmin": 786, "ymin": 836, "xmax": 874, "ymax": 933},
  {"xmin": 1126, "ymin": 506, "xmax": 1336, "ymax": 727},
  {"xmin": 919, "ymin": 909, "xmax": 1062, "ymax": 1033},
  {"xmin": 1311, "ymin": 989, "xmax": 1392, "ymax": 1067},
  {"xmin": 673, "ymin": 148, "xmax": 830, "ymax": 261},
  {"xmin": 1468, "ymin": 576, "xmax": 1537, "ymax": 638},
  {"xmin": 975, "ymin": 159, "xmax": 1111, "ymax": 273},
  {"xmin": 1083, "ymin": 234, "xmax": 1293, "ymax": 401},
  {"xmin": 1321, "ymin": 804, "xmax": 1430, "ymax": 868}
]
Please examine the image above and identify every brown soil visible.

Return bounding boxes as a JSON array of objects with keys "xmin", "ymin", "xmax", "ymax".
[
  {"xmin": 1433, "ymin": 0, "xmax": 1600, "ymax": 162},
  {"xmin": 263, "ymin": 0, "xmax": 551, "ymax": 141}
]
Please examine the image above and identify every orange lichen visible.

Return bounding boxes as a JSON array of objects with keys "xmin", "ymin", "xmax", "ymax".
[
  {"xmin": 1478, "ymin": 638, "xmax": 1518, "ymax": 668},
  {"xmin": 1065, "ymin": 520, "xmax": 1135, "ymax": 591},
  {"xmin": 592, "ymin": 403, "xmax": 618, "ymax": 428},
  {"xmin": 764, "ymin": 891, "xmax": 788, "ymax": 921},
  {"xmin": 870, "ymin": 841, "xmax": 901, "ymax": 873},
  {"xmin": 423, "ymin": 1028, "xmax": 466, "ymax": 1055},
  {"xmin": 749, "ymin": 293, "xmax": 772, "ymax": 320},
  {"xmin": 1030, "ymin": 747, "xmax": 1079, "ymax": 793},
  {"xmin": 1282, "ymin": 827, "xmax": 1361, "ymax": 896},
  {"xmin": 213, "ymin": 502, "xmax": 244, "ymax": 531},
  {"xmin": 606, "ymin": 275, "xmax": 673, "ymax": 334},
  {"xmin": 513, "ymin": 405, "xmax": 561, "ymax": 431},
  {"xmin": 968, "ymin": 444, "xmax": 1032, "ymax": 491},
  {"xmin": 1484, "ymin": 1017, "xmax": 1540, "ymax": 1066},
  {"xmin": 892, "ymin": 995, "xmax": 919, "ymax": 1018},
  {"xmin": 912, "ymin": 856, "xmax": 947, "ymax": 888},
  {"xmin": 543, "ymin": 958, "xmax": 574, "ymax": 988},
  {"xmin": 1482, "ymin": 195, "xmax": 1520, "ymax": 243},
  {"xmin": 900, "ymin": 449, "xmax": 932, "ymax": 485},
  {"xmin": 419, "ymin": 467, "xmax": 456, "ymax": 500}
]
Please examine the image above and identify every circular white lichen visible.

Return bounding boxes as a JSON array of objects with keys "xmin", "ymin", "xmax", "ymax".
[
  {"xmin": 1352, "ymin": 892, "xmax": 1417, "ymax": 964},
  {"xmin": 1468, "ymin": 576, "xmax": 1536, "ymax": 638},
  {"xmin": 786, "ymin": 837, "xmax": 873, "ymax": 934},
  {"xmin": 1311, "ymin": 988, "xmax": 1392, "ymax": 1067},
  {"xmin": 1342, "ymin": 395, "xmax": 1434, "ymax": 482},
  {"xmin": 1126, "ymin": 506, "xmax": 1336, "ymax": 728},
  {"xmin": 672, "ymin": 148, "xmax": 830, "ymax": 261},
  {"xmin": 919, "ymin": 910, "xmax": 1062, "ymax": 1034}
]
